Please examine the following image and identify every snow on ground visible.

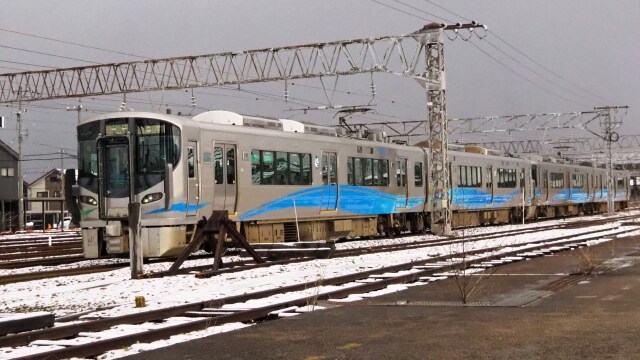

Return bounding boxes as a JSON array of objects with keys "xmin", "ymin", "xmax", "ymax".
[{"xmin": 0, "ymin": 211, "xmax": 638, "ymax": 359}]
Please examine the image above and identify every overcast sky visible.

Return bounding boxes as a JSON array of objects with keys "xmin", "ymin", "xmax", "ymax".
[{"xmin": 0, "ymin": 0, "xmax": 638, "ymax": 181}]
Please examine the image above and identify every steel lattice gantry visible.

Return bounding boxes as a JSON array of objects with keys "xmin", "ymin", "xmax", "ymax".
[
  {"xmin": 0, "ymin": 23, "xmax": 481, "ymax": 235},
  {"xmin": 0, "ymin": 33, "xmax": 442, "ymax": 103}
]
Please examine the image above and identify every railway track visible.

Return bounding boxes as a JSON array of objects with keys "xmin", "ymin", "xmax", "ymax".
[
  {"xmin": 0, "ymin": 212, "xmax": 637, "ymax": 285},
  {"xmin": 1, "ymin": 219, "xmax": 638, "ymax": 359}
]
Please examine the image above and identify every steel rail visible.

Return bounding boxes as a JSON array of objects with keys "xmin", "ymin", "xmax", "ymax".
[{"xmin": 2, "ymin": 224, "xmax": 634, "ymax": 354}]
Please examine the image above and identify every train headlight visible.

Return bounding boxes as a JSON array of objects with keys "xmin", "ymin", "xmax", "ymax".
[
  {"xmin": 80, "ymin": 196, "xmax": 98, "ymax": 206},
  {"xmin": 141, "ymin": 192, "xmax": 163, "ymax": 204}
]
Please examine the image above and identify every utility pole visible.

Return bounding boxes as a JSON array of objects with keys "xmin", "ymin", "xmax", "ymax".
[
  {"xmin": 66, "ymin": 100, "xmax": 83, "ymax": 124},
  {"xmin": 16, "ymin": 87, "xmax": 25, "ymax": 231},
  {"xmin": 594, "ymin": 105, "xmax": 628, "ymax": 215},
  {"xmin": 416, "ymin": 22, "xmax": 485, "ymax": 235}
]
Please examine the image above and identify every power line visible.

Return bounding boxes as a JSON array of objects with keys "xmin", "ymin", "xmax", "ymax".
[
  {"xmin": 0, "ymin": 43, "xmax": 99, "ymax": 64},
  {"xmin": 387, "ymin": 0, "xmax": 455, "ymax": 23},
  {"xmin": 489, "ymin": 32, "xmax": 611, "ymax": 104},
  {"xmin": 482, "ymin": 38, "xmax": 603, "ymax": 104},
  {"xmin": 422, "ymin": 0, "xmax": 473, "ymax": 22},
  {"xmin": 0, "ymin": 27, "xmax": 148, "ymax": 59},
  {"xmin": 467, "ymin": 39, "xmax": 590, "ymax": 107},
  {"xmin": 368, "ymin": 0, "xmax": 434, "ymax": 22}
]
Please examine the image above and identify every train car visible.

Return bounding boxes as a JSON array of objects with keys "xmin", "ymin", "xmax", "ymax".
[
  {"xmin": 75, "ymin": 110, "xmax": 630, "ymax": 259},
  {"xmin": 448, "ymin": 147, "xmax": 534, "ymax": 227},
  {"xmin": 77, "ymin": 111, "xmax": 430, "ymax": 258}
]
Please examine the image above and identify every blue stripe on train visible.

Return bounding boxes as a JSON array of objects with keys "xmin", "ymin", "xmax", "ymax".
[
  {"xmin": 238, "ymin": 185, "xmax": 424, "ymax": 221},
  {"xmin": 450, "ymin": 188, "xmax": 521, "ymax": 209},
  {"xmin": 145, "ymin": 202, "xmax": 210, "ymax": 215}
]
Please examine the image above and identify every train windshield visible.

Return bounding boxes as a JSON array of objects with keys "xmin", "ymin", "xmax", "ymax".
[{"xmin": 78, "ymin": 118, "xmax": 181, "ymax": 196}]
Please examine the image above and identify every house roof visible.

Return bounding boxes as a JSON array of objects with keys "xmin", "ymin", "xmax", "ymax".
[
  {"xmin": 29, "ymin": 168, "xmax": 61, "ymax": 187},
  {"xmin": 0, "ymin": 139, "xmax": 18, "ymax": 160}
]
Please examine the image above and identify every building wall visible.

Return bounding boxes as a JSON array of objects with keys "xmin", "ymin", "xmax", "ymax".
[
  {"xmin": 28, "ymin": 178, "xmax": 47, "ymax": 212},
  {"xmin": 0, "ymin": 146, "xmax": 18, "ymax": 200},
  {"xmin": 45, "ymin": 171, "xmax": 64, "ymax": 211}
]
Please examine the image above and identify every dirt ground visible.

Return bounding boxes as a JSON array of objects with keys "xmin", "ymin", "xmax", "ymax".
[{"xmin": 129, "ymin": 235, "xmax": 640, "ymax": 360}]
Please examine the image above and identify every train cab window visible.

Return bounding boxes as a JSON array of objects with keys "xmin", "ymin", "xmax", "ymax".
[
  {"xmin": 214, "ymin": 147, "xmax": 223, "ymax": 184},
  {"xmin": 226, "ymin": 148, "xmax": 235, "ymax": 184},
  {"xmin": 415, "ymin": 162, "xmax": 423, "ymax": 187},
  {"xmin": 396, "ymin": 159, "xmax": 407, "ymax": 187},
  {"xmin": 550, "ymin": 173, "xmax": 564, "ymax": 188},
  {"xmin": 187, "ymin": 147, "xmax": 196, "ymax": 178},
  {"xmin": 571, "ymin": 174, "xmax": 584, "ymax": 188},
  {"xmin": 497, "ymin": 168, "xmax": 516, "ymax": 188}
]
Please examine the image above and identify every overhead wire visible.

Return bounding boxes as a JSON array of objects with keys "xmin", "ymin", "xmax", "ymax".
[{"xmin": 374, "ymin": 0, "xmax": 601, "ymax": 108}]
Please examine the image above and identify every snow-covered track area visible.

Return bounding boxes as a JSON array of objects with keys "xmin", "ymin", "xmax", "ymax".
[{"xmin": 1, "ymin": 211, "xmax": 639, "ymax": 359}]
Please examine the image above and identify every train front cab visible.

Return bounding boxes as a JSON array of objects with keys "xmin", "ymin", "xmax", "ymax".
[{"xmin": 78, "ymin": 113, "xmax": 194, "ymax": 258}]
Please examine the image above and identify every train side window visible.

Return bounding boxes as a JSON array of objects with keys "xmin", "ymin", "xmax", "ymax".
[
  {"xmin": 289, "ymin": 153, "xmax": 301, "ymax": 185},
  {"xmin": 187, "ymin": 146, "xmax": 196, "ymax": 179},
  {"xmin": 459, "ymin": 165, "xmax": 482, "ymax": 187},
  {"xmin": 214, "ymin": 147, "xmax": 223, "ymax": 184},
  {"xmin": 543, "ymin": 171, "xmax": 548, "ymax": 188},
  {"xmin": 364, "ymin": 158, "xmax": 373, "ymax": 185},
  {"xmin": 497, "ymin": 168, "xmax": 516, "ymax": 188},
  {"xmin": 550, "ymin": 172, "xmax": 564, "ymax": 188},
  {"xmin": 226, "ymin": 147, "xmax": 235, "ymax": 184},
  {"xmin": 459, "ymin": 165, "xmax": 467, "ymax": 187},
  {"xmin": 262, "ymin": 151, "xmax": 274, "ymax": 185},
  {"xmin": 354, "ymin": 158, "xmax": 363, "ymax": 186},
  {"xmin": 617, "ymin": 177, "xmax": 625, "ymax": 189},
  {"xmin": 301, "ymin": 154, "xmax": 311, "ymax": 185},
  {"xmin": 275, "ymin": 151, "xmax": 288, "ymax": 185},
  {"xmin": 251, "ymin": 150, "xmax": 260, "ymax": 184},
  {"xmin": 380, "ymin": 160, "xmax": 389, "ymax": 186},
  {"xmin": 372, "ymin": 159, "xmax": 380, "ymax": 186},
  {"xmin": 347, "ymin": 157, "xmax": 354, "ymax": 185},
  {"xmin": 415, "ymin": 162, "xmax": 423, "ymax": 187},
  {"xmin": 571, "ymin": 174, "xmax": 584, "ymax": 188}
]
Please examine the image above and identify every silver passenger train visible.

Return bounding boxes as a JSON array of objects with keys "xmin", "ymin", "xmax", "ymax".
[{"xmin": 76, "ymin": 110, "xmax": 629, "ymax": 258}]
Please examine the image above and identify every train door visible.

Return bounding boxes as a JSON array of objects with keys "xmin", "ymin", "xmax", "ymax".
[
  {"xmin": 213, "ymin": 143, "xmax": 237, "ymax": 212},
  {"xmin": 567, "ymin": 171, "xmax": 572, "ymax": 201},
  {"xmin": 531, "ymin": 164, "xmax": 538, "ymax": 204},
  {"xmin": 520, "ymin": 168, "xmax": 526, "ymax": 206},
  {"xmin": 186, "ymin": 141, "xmax": 199, "ymax": 217},
  {"xmin": 543, "ymin": 170, "xmax": 549, "ymax": 202},
  {"xmin": 321, "ymin": 152, "xmax": 338, "ymax": 211},
  {"xmin": 98, "ymin": 136, "xmax": 130, "ymax": 218},
  {"xmin": 396, "ymin": 158, "xmax": 408, "ymax": 208},
  {"xmin": 487, "ymin": 165, "xmax": 494, "ymax": 204}
]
